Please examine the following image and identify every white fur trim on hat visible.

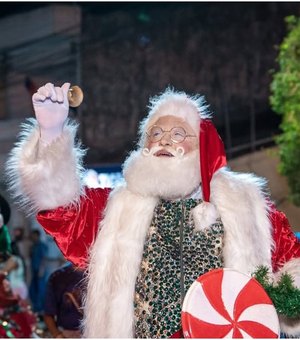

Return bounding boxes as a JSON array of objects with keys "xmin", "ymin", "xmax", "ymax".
[
  {"xmin": 191, "ymin": 201, "xmax": 220, "ymax": 231},
  {"xmin": 138, "ymin": 87, "xmax": 211, "ymax": 147}
]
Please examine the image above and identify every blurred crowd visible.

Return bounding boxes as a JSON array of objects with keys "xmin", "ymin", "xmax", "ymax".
[{"xmin": 0, "ymin": 202, "xmax": 85, "ymax": 338}]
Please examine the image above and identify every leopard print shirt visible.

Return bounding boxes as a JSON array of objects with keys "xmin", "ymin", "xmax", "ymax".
[{"xmin": 134, "ymin": 198, "xmax": 224, "ymax": 338}]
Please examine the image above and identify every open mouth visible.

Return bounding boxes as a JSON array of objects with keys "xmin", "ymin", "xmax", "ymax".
[{"xmin": 154, "ymin": 150, "xmax": 174, "ymax": 157}]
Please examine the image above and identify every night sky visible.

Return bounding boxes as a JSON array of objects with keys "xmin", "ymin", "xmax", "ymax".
[
  {"xmin": 0, "ymin": 2, "xmax": 48, "ymax": 18},
  {"xmin": 0, "ymin": 2, "xmax": 183, "ymax": 19}
]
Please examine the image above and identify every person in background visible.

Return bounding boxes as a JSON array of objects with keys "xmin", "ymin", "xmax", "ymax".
[
  {"xmin": 43, "ymin": 262, "xmax": 85, "ymax": 338},
  {"xmin": 0, "ymin": 195, "xmax": 12, "ymax": 256},
  {"xmin": 0, "ymin": 245, "xmax": 28, "ymax": 300},
  {"xmin": 11, "ymin": 227, "xmax": 25, "ymax": 256},
  {"xmin": 44, "ymin": 234, "xmax": 65, "ymax": 280},
  {"xmin": 0, "ymin": 212, "xmax": 12, "ymax": 256},
  {"xmin": 11, "ymin": 227, "xmax": 31, "ymax": 283},
  {"xmin": 29, "ymin": 229, "xmax": 48, "ymax": 313},
  {"xmin": 0, "ymin": 272, "xmax": 37, "ymax": 338},
  {"xmin": 0, "ymin": 216, "xmax": 28, "ymax": 301}
]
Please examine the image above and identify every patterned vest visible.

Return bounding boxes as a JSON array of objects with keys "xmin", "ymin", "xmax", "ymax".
[{"xmin": 134, "ymin": 198, "xmax": 224, "ymax": 338}]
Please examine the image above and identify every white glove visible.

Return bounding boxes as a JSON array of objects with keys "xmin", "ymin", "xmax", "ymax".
[{"xmin": 32, "ymin": 82, "xmax": 70, "ymax": 144}]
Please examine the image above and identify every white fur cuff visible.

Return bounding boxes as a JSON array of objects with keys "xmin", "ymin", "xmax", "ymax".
[
  {"xmin": 279, "ymin": 315, "xmax": 300, "ymax": 338},
  {"xmin": 5, "ymin": 118, "xmax": 86, "ymax": 213},
  {"xmin": 274, "ymin": 258, "xmax": 300, "ymax": 337},
  {"xmin": 274, "ymin": 258, "xmax": 300, "ymax": 288}
]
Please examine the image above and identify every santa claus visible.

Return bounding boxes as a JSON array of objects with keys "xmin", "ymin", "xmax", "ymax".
[{"xmin": 6, "ymin": 83, "xmax": 300, "ymax": 338}]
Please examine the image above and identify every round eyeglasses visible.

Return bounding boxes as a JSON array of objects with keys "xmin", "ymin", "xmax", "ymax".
[{"xmin": 146, "ymin": 125, "xmax": 196, "ymax": 143}]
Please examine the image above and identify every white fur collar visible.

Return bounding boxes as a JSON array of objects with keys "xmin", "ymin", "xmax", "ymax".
[
  {"xmin": 211, "ymin": 168, "xmax": 273, "ymax": 274},
  {"xmin": 83, "ymin": 185, "xmax": 158, "ymax": 337}
]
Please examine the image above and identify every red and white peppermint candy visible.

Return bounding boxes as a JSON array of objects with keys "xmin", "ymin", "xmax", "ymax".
[{"xmin": 182, "ymin": 268, "xmax": 280, "ymax": 338}]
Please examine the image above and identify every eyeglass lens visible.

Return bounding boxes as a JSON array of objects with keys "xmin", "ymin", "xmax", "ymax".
[{"xmin": 148, "ymin": 126, "xmax": 187, "ymax": 143}]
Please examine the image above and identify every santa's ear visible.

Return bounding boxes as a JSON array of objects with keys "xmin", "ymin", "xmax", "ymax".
[{"xmin": 0, "ymin": 214, "xmax": 3, "ymax": 228}]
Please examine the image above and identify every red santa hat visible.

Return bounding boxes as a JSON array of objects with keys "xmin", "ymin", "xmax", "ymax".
[
  {"xmin": 194, "ymin": 119, "xmax": 227, "ymax": 230},
  {"xmin": 140, "ymin": 88, "xmax": 227, "ymax": 229},
  {"xmin": 199, "ymin": 119, "xmax": 227, "ymax": 202}
]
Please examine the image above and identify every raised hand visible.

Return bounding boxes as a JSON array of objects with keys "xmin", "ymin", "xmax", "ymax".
[{"xmin": 32, "ymin": 82, "xmax": 70, "ymax": 144}]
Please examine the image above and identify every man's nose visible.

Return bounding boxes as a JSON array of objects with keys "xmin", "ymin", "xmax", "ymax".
[{"xmin": 159, "ymin": 132, "xmax": 173, "ymax": 145}]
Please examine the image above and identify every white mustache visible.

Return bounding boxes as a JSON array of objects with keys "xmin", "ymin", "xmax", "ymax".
[{"xmin": 142, "ymin": 146, "xmax": 185, "ymax": 157}]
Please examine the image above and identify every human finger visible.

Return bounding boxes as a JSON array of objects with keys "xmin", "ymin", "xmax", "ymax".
[
  {"xmin": 32, "ymin": 92, "xmax": 46, "ymax": 103},
  {"xmin": 45, "ymin": 82, "xmax": 57, "ymax": 102},
  {"xmin": 37, "ymin": 85, "xmax": 51, "ymax": 98},
  {"xmin": 61, "ymin": 82, "xmax": 71, "ymax": 98},
  {"xmin": 55, "ymin": 86, "xmax": 64, "ymax": 103}
]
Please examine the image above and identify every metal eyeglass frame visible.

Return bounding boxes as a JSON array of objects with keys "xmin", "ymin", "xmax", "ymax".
[{"xmin": 146, "ymin": 125, "xmax": 197, "ymax": 144}]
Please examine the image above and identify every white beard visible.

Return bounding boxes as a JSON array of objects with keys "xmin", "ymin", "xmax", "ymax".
[{"xmin": 123, "ymin": 147, "xmax": 201, "ymax": 200}]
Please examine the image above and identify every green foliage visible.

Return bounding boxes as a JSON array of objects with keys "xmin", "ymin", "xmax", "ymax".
[
  {"xmin": 253, "ymin": 265, "xmax": 300, "ymax": 318},
  {"xmin": 270, "ymin": 15, "xmax": 300, "ymax": 205}
]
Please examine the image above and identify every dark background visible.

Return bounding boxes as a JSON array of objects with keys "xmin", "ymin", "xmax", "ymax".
[{"xmin": 0, "ymin": 2, "xmax": 300, "ymax": 166}]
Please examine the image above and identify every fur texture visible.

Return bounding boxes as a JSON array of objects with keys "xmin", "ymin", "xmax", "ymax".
[
  {"xmin": 5, "ymin": 118, "xmax": 86, "ymax": 214},
  {"xmin": 137, "ymin": 88, "xmax": 210, "ymax": 147},
  {"xmin": 210, "ymin": 168, "xmax": 274, "ymax": 275},
  {"xmin": 274, "ymin": 258, "xmax": 300, "ymax": 288},
  {"xmin": 123, "ymin": 148, "xmax": 200, "ymax": 200},
  {"xmin": 278, "ymin": 315, "xmax": 300, "ymax": 337},
  {"xmin": 192, "ymin": 201, "xmax": 220, "ymax": 231},
  {"xmin": 274, "ymin": 258, "xmax": 300, "ymax": 335},
  {"xmin": 83, "ymin": 185, "xmax": 158, "ymax": 338}
]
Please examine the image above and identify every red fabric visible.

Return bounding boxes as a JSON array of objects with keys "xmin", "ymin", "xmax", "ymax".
[
  {"xmin": 0, "ymin": 275, "xmax": 37, "ymax": 338},
  {"xmin": 0, "ymin": 293, "xmax": 18, "ymax": 308},
  {"xmin": 37, "ymin": 187, "xmax": 111, "ymax": 268},
  {"xmin": 270, "ymin": 207, "xmax": 300, "ymax": 272},
  {"xmin": 170, "ymin": 329, "xmax": 183, "ymax": 338},
  {"xmin": 10, "ymin": 310, "xmax": 37, "ymax": 338},
  {"xmin": 200, "ymin": 120, "xmax": 227, "ymax": 202},
  {"xmin": 0, "ymin": 274, "xmax": 18, "ymax": 308}
]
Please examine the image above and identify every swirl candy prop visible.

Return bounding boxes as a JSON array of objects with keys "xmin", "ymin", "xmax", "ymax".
[{"xmin": 181, "ymin": 268, "xmax": 280, "ymax": 338}]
